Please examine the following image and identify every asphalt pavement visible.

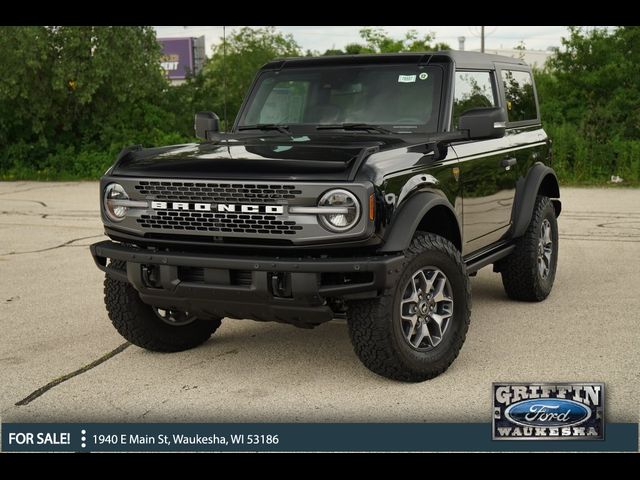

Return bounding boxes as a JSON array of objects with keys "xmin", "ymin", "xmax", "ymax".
[{"xmin": 0, "ymin": 182, "xmax": 638, "ymax": 423}]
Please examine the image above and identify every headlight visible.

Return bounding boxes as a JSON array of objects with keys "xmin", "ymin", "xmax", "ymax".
[
  {"xmin": 318, "ymin": 189, "xmax": 360, "ymax": 232},
  {"xmin": 103, "ymin": 183, "xmax": 129, "ymax": 222}
]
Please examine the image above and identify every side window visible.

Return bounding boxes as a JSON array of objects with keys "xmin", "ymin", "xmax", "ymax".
[
  {"xmin": 501, "ymin": 70, "xmax": 537, "ymax": 122},
  {"xmin": 452, "ymin": 71, "xmax": 496, "ymax": 128}
]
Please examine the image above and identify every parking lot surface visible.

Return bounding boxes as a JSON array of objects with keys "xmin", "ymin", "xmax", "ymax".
[{"xmin": 0, "ymin": 182, "xmax": 638, "ymax": 422}]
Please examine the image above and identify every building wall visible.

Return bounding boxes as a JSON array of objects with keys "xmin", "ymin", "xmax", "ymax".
[{"xmin": 473, "ymin": 48, "xmax": 553, "ymax": 69}]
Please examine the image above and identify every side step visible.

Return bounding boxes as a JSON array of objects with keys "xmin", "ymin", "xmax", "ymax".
[{"xmin": 464, "ymin": 242, "xmax": 515, "ymax": 275}]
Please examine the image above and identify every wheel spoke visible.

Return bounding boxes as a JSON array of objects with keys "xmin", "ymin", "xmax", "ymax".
[
  {"xmin": 411, "ymin": 323, "xmax": 430, "ymax": 348},
  {"xmin": 416, "ymin": 270, "xmax": 429, "ymax": 293},
  {"xmin": 427, "ymin": 317, "xmax": 443, "ymax": 339},
  {"xmin": 543, "ymin": 222, "xmax": 552, "ymax": 245},
  {"xmin": 401, "ymin": 313, "xmax": 418, "ymax": 333},
  {"xmin": 538, "ymin": 257, "xmax": 547, "ymax": 277},
  {"xmin": 402, "ymin": 273, "xmax": 420, "ymax": 307},
  {"xmin": 537, "ymin": 258, "xmax": 543, "ymax": 275},
  {"xmin": 431, "ymin": 312, "xmax": 451, "ymax": 328},
  {"xmin": 426, "ymin": 270, "xmax": 440, "ymax": 292},
  {"xmin": 409, "ymin": 273, "xmax": 419, "ymax": 295},
  {"xmin": 432, "ymin": 277, "xmax": 450, "ymax": 303},
  {"xmin": 402, "ymin": 292, "xmax": 419, "ymax": 307}
]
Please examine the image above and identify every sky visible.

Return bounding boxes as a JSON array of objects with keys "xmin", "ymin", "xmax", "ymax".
[{"xmin": 154, "ymin": 26, "xmax": 571, "ymax": 55}]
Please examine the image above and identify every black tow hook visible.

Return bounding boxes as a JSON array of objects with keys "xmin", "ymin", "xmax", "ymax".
[
  {"xmin": 141, "ymin": 265, "xmax": 161, "ymax": 288},
  {"xmin": 270, "ymin": 272, "xmax": 292, "ymax": 298}
]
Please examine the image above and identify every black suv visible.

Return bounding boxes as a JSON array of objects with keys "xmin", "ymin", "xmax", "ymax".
[{"xmin": 91, "ymin": 52, "xmax": 561, "ymax": 382}]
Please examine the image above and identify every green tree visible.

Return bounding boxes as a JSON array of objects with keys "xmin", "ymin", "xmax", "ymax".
[
  {"xmin": 543, "ymin": 26, "xmax": 640, "ymax": 141},
  {"xmin": 535, "ymin": 26, "xmax": 640, "ymax": 183},
  {"xmin": 0, "ymin": 26, "xmax": 175, "ymax": 178},
  {"xmin": 0, "ymin": 27, "xmax": 53, "ymax": 158},
  {"xmin": 360, "ymin": 27, "xmax": 449, "ymax": 52},
  {"xmin": 198, "ymin": 27, "xmax": 301, "ymax": 128},
  {"xmin": 324, "ymin": 27, "xmax": 450, "ymax": 55}
]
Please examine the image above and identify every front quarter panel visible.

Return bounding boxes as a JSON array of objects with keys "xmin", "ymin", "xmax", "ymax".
[{"xmin": 359, "ymin": 143, "xmax": 461, "ymax": 250}]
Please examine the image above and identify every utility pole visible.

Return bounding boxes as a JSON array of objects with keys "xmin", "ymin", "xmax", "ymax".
[{"xmin": 481, "ymin": 26, "xmax": 485, "ymax": 53}]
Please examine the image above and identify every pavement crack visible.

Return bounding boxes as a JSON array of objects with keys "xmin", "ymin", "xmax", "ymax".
[
  {"xmin": 0, "ymin": 198, "xmax": 48, "ymax": 207},
  {"xmin": 1, "ymin": 210, "xmax": 95, "ymax": 219},
  {"xmin": 0, "ymin": 184, "xmax": 71, "ymax": 196},
  {"xmin": 562, "ymin": 236, "xmax": 640, "ymax": 243},
  {"xmin": 15, "ymin": 342, "xmax": 131, "ymax": 406},
  {"xmin": 0, "ymin": 234, "xmax": 103, "ymax": 256}
]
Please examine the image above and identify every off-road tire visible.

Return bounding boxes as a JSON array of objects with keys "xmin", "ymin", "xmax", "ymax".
[
  {"xmin": 104, "ymin": 260, "xmax": 222, "ymax": 352},
  {"xmin": 499, "ymin": 195, "xmax": 558, "ymax": 301},
  {"xmin": 347, "ymin": 233, "xmax": 471, "ymax": 382}
]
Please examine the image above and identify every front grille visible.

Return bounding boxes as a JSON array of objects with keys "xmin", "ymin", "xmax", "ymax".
[
  {"xmin": 134, "ymin": 181, "xmax": 303, "ymax": 204},
  {"xmin": 137, "ymin": 211, "xmax": 303, "ymax": 235}
]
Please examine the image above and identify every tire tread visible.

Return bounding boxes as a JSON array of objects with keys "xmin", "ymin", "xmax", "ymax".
[
  {"xmin": 347, "ymin": 233, "xmax": 471, "ymax": 382},
  {"xmin": 104, "ymin": 260, "xmax": 221, "ymax": 352},
  {"xmin": 500, "ymin": 195, "xmax": 557, "ymax": 301}
]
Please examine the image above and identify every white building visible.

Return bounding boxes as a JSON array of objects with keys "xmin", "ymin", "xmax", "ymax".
[{"xmin": 473, "ymin": 48, "xmax": 553, "ymax": 69}]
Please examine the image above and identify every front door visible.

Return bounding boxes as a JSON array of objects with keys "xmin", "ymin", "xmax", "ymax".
[{"xmin": 450, "ymin": 70, "xmax": 516, "ymax": 255}]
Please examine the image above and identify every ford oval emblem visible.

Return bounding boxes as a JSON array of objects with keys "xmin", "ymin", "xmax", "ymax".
[{"xmin": 504, "ymin": 398, "xmax": 591, "ymax": 428}]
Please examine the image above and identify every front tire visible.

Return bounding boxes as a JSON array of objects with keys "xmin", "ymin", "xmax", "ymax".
[
  {"xmin": 499, "ymin": 195, "xmax": 559, "ymax": 301},
  {"xmin": 347, "ymin": 233, "xmax": 471, "ymax": 382},
  {"xmin": 104, "ymin": 260, "xmax": 222, "ymax": 352}
]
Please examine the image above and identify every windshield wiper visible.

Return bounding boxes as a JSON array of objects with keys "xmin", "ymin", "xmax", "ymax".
[
  {"xmin": 316, "ymin": 123, "xmax": 394, "ymax": 134},
  {"xmin": 238, "ymin": 124, "xmax": 290, "ymax": 134}
]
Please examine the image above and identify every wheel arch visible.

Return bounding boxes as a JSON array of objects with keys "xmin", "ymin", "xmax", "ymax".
[
  {"xmin": 380, "ymin": 192, "xmax": 462, "ymax": 252},
  {"xmin": 512, "ymin": 164, "xmax": 561, "ymax": 239}
]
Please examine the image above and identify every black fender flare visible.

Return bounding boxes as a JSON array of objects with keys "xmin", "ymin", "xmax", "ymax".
[
  {"xmin": 379, "ymin": 191, "xmax": 460, "ymax": 253},
  {"xmin": 511, "ymin": 163, "xmax": 561, "ymax": 238}
]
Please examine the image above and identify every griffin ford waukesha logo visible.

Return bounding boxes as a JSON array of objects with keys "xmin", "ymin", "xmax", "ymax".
[
  {"xmin": 492, "ymin": 383, "xmax": 604, "ymax": 440},
  {"xmin": 151, "ymin": 201, "xmax": 284, "ymax": 214}
]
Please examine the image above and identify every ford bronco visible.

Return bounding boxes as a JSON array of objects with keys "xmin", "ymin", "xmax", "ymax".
[{"xmin": 90, "ymin": 51, "xmax": 561, "ymax": 382}]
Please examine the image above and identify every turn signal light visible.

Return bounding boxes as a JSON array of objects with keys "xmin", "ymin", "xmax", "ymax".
[{"xmin": 369, "ymin": 193, "xmax": 375, "ymax": 221}]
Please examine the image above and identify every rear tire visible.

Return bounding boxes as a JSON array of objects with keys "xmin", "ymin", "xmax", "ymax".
[
  {"xmin": 104, "ymin": 260, "xmax": 222, "ymax": 352},
  {"xmin": 499, "ymin": 195, "xmax": 558, "ymax": 301},
  {"xmin": 346, "ymin": 233, "xmax": 471, "ymax": 382}
]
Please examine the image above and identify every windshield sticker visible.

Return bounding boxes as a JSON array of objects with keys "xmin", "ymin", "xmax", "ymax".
[
  {"xmin": 398, "ymin": 75, "xmax": 416, "ymax": 83},
  {"xmin": 419, "ymin": 72, "xmax": 429, "ymax": 80}
]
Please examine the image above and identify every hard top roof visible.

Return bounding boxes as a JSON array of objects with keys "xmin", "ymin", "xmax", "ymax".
[{"xmin": 261, "ymin": 51, "xmax": 528, "ymax": 70}]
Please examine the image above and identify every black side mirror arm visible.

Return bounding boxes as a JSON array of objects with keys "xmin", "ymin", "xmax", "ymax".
[{"xmin": 408, "ymin": 130, "xmax": 469, "ymax": 158}]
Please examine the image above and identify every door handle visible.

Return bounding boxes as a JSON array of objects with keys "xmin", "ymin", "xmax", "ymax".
[{"xmin": 501, "ymin": 157, "xmax": 517, "ymax": 170}]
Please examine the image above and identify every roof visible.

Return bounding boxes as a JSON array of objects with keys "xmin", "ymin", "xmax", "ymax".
[{"xmin": 261, "ymin": 51, "xmax": 528, "ymax": 71}]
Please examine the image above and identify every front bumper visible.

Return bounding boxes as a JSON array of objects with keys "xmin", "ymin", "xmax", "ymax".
[{"xmin": 90, "ymin": 241, "xmax": 404, "ymax": 327}]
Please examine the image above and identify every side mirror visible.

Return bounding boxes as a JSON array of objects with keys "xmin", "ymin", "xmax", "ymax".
[
  {"xmin": 459, "ymin": 107, "xmax": 507, "ymax": 140},
  {"xmin": 194, "ymin": 111, "xmax": 220, "ymax": 140}
]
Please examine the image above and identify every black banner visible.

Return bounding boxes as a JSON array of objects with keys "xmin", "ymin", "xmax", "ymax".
[{"xmin": 2, "ymin": 423, "xmax": 637, "ymax": 452}]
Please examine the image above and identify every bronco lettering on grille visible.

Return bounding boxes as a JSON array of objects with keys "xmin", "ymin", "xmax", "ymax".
[{"xmin": 151, "ymin": 201, "xmax": 284, "ymax": 215}]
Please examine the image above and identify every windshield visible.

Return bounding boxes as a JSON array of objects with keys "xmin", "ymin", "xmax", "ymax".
[{"xmin": 238, "ymin": 64, "xmax": 444, "ymax": 133}]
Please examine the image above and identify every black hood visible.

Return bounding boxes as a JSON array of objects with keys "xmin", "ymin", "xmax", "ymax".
[{"xmin": 111, "ymin": 134, "xmax": 407, "ymax": 181}]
